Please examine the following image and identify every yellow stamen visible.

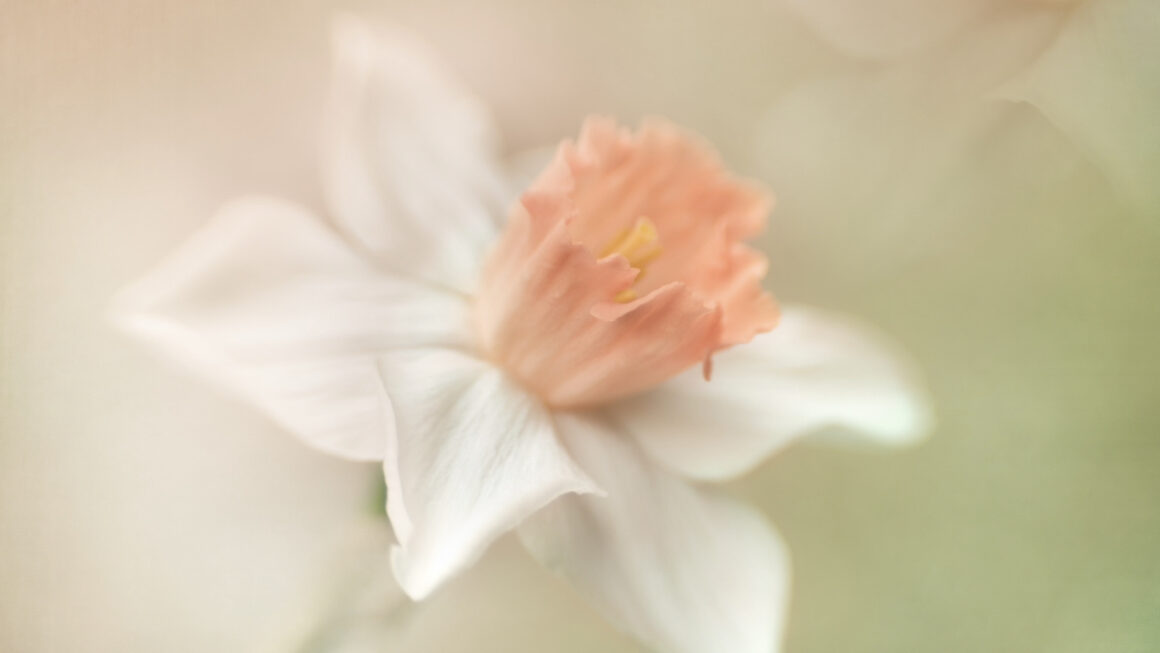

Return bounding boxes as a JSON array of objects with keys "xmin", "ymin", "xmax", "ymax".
[
  {"xmin": 601, "ymin": 218, "xmax": 662, "ymax": 267},
  {"xmin": 602, "ymin": 218, "xmax": 662, "ymax": 303},
  {"xmin": 614, "ymin": 288, "xmax": 638, "ymax": 303}
]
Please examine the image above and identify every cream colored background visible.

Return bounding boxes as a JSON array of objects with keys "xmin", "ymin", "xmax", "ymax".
[{"xmin": 3, "ymin": 1, "xmax": 1158, "ymax": 652}]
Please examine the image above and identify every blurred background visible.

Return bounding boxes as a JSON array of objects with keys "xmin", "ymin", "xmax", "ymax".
[{"xmin": 2, "ymin": 1, "xmax": 1158, "ymax": 651}]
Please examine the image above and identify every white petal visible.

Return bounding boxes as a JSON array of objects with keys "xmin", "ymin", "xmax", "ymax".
[
  {"xmin": 608, "ymin": 306, "xmax": 932, "ymax": 481},
  {"xmin": 377, "ymin": 348, "xmax": 599, "ymax": 600},
  {"xmin": 519, "ymin": 413, "xmax": 789, "ymax": 653},
  {"xmin": 780, "ymin": 0, "xmax": 1002, "ymax": 60},
  {"xmin": 111, "ymin": 196, "xmax": 472, "ymax": 461},
  {"xmin": 1001, "ymin": 0, "xmax": 1160, "ymax": 219},
  {"xmin": 324, "ymin": 15, "xmax": 507, "ymax": 292},
  {"xmin": 755, "ymin": 6, "xmax": 1064, "ymax": 279}
]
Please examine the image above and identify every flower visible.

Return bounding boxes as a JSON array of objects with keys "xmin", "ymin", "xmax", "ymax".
[
  {"xmin": 112, "ymin": 15, "xmax": 931, "ymax": 653},
  {"xmin": 475, "ymin": 117, "xmax": 778, "ymax": 407},
  {"xmin": 780, "ymin": 0, "xmax": 1081, "ymax": 61},
  {"xmin": 765, "ymin": 0, "xmax": 1159, "ymax": 250}
]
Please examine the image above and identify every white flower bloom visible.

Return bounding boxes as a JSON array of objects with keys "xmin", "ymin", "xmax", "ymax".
[
  {"xmin": 769, "ymin": 0, "xmax": 1159, "ymax": 229},
  {"xmin": 1001, "ymin": 0, "xmax": 1160, "ymax": 220},
  {"xmin": 112, "ymin": 15, "xmax": 931, "ymax": 653}
]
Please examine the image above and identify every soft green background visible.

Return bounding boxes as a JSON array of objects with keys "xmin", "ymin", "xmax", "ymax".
[{"xmin": 3, "ymin": 1, "xmax": 1157, "ymax": 651}]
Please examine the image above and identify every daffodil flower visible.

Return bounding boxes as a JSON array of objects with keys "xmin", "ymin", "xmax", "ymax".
[
  {"xmin": 768, "ymin": 0, "xmax": 1159, "ymax": 237},
  {"xmin": 113, "ymin": 16, "xmax": 931, "ymax": 653}
]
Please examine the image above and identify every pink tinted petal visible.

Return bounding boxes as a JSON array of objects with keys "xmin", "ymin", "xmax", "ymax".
[
  {"xmin": 682, "ymin": 228, "xmax": 779, "ymax": 347},
  {"xmin": 475, "ymin": 198, "xmax": 723, "ymax": 407},
  {"xmin": 475, "ymin": 117, "xmax": 777, "ymax": 406},
  {"xmin": 559, "ymin": 118, "xmax": 772, "ymax": 298}
]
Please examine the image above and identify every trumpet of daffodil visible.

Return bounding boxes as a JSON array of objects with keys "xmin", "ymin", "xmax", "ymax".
[{"xmin": 112, "ymin": 16, "xmax": 932, "ymax": 653}]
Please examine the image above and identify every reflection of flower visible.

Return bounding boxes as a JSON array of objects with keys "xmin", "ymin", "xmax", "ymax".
[
  {"xmin": 113, "ymin": 15, "xmax": 930, "ymax": 653},
  {"xmin": 764, "ymin": 0, "xmax": 1158, "ymax": 265}
]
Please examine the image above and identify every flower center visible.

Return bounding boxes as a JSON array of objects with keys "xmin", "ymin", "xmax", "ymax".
[
  {"xmin": 473, "ymin": 117, "xmax": 778, "ymax": 408},
  {"xmin": 600, "ymin": 217, "xmax": 662, "ymax": 302}
]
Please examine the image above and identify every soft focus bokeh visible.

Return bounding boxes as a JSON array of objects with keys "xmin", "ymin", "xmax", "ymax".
[{"xmin": 3, "ymin": 1, "xmax": 1158, "ymax": 651}]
